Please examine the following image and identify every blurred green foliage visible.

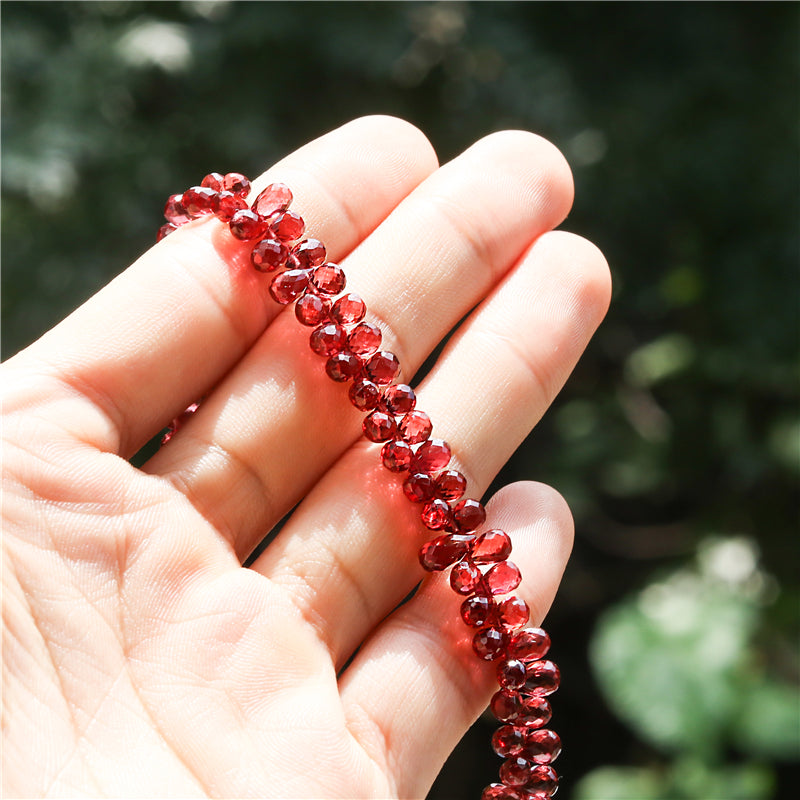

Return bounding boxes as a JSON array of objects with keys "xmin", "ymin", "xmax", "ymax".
[{"xmin": 2, "ymin": 2, "xmax": 798, "ymax": 799}]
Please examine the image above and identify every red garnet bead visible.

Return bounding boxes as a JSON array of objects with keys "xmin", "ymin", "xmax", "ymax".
[
  {"xmin": 251, "ymin": 238, "xmax": 289, "ymax": 272},
  {"xmin": 472, "ymin": 529, "xmax": 513, "ymax": 563},
  {"xmin": 507, "ymin": 628, "xmax": 551, "ymax": 663},
  {"xmin": 472, "ymin": 626, "xmax": 507, "ymax": 660},
  {"xmin": 326, "ymin": 352, "xmax": 362, "ymax": 382},
  {"xmin": 485, "ymin": 560, "xmax": 522, "ymax": 595},
  {"xmin": 410, "ymin": 438, "xmax": 451, "ymax": 473},
  {"xmin": 460, "ymin": 594, "xmax": 492, "ymax": 627},
  {"xmin": 164, "ymin": 193, "xmax": 189, "ymax": 225},
  {"xmin": 252, "ymin": 182, "xmax": 293, "ymax": 216},
  {"xmin": 349, "ymin": 378, "xmax": 381, "ymax": 411},
  {"xmin": 363, "ymin": 410, "xmax": 397, "ymax": 442},
  {"xmin": 383, "ymin": 383, "xmax": 416, "ymax": 414},
  {"xmin": 347, "ymin": 322, "xmax": 382, "ymax": 357},
  {"xmin": 295, "ymin": 293, "xmax": 330, "ymax": 326},
  {"xmin": 453, "ymin": 498, "xmax": 486, "ymax": 532},
  {"xmin": 381, "ymin": 439, "xmax": 413, "ymax": 472},
  {"xmin": 364, "ymin": 351, "xmax": 401, "ymax": 385},
  {"xmin": 222, "ymin": 172, "xmax": 251, "ymax": 198},
  {"xmin": 157, "ymin": 223, "xmax": 177, "ymax": 241},
  {"xmin": 269, "ymin": 269, "xmax": 308, "ymax": 304},
  {"xmin": 499, "ymin": 757, "xmax": 536, "ymax": 788},
  {"xmin": 523, "ymin": 730, "xmax": 561, "ymax": 765},
  {"xmin": 482, "ymin": 785, "xmax": 522, "ymax": 800},
  {"xmin": 310, "ymin": 323, "xmax": 347, "ymax": 357},
  {"xmin": 403, "ymin": 472, "xmax": 436, "ymax": 503},
  {"xmin": 519, "ymin": 695, "xmax": 552, "ymax": 729},
  {"xmin": 526, "ymin": 765, "xmax": 559, "ymax": 796},
  {"xmin": 217, "ymin": 191, "xmax": 249, "ymax": 221},
  {"xmin": 421, "ymin": 498, "xmax": 454, "ymax": 531},
  {"xmin": 292, "ymin": 238, "xmax": 326, "ymax": 269},
  {"xmin": 398, "ymin": 410, "xmax": 432, "ymax": 443},
  {"xmin": 491, "ymin": 689, "xmax": 525, "ymax": 723},
  {"xmin": 436, "ymin": 469, "xmax": 467, "ymax": 501},
  {"xmin": 523, "ymin": 660, "xmax": 560, "ymax": 696},
  {"xmin": 331, "ymin": 293, "xmax": 366, "ymax": 325},
  {"xmin": 310, "ymin": 262, "xmax": 347, "ymax": 295},
  {"xmin": 497, "ymin": 658, "xmax": 528, "ymax": 690},
  {"xmin": 498, "ymin": 596, "xmax": 530, "ymax": 630},
  {"xmin": 182, "ymin": 186, "xmax": 219, "ymax": 217},
  {"xmin": 450, "ymin": 559, "xmax": 483, "ymax": 595},
  {"xmin": 418, "ymin": 533, "xmax": 473, "ymax": 572},
  {"xmin": 271, "ymin": 210, "xmax": 305, "ymax": 242},
  {"xmin": 229, "ymin": 209, "xmax": 268, "ymax": 241},
  {"xmin": 492, "ymin": 725, "xmax": 527, "ymax": 758},
  {"xmin": 201, "ymin": 172, "xmax": 224, "ymax": 191}
]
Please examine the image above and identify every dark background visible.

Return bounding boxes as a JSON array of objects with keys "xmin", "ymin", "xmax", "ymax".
[{"xmin": 2, "ymin": 3, "xmax": 798, "ymax": 799}]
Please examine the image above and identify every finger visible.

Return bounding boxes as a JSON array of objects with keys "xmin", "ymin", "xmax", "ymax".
[
  {"xmin": 4, "ymin": 116, "xmax": 438, "ymax": 457},
  {"xmin": 149, "ymin": 131, "xmax": 575, "ymax": 559},
  {"xmin": 339, "ymin": 482, "xmax": 574, "ymax": 799},
  {"xmin": 254, "ymin": 231, "xmax": 610, "ymax": 663}
]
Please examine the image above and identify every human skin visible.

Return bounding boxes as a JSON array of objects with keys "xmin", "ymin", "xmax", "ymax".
[{"xmin": 1, "ymin": 116, "xmax": 611, "ymax": 798}]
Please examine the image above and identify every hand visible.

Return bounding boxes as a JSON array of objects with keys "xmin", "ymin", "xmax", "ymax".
[{"xmin": 2, "ymin": 116, "xmax": 610, "ymax": 798}]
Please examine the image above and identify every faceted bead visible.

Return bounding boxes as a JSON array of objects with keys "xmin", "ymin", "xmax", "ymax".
[
  {"xmin": 181, "ymin": 187, "xmax": 218, "ymax": 218},
  {"xmin": 523, "ymin": 730, "xmax": 561, "ymax": 765},
  {"xmin": 418, "ymin": 533, "xmax": 473, "ymax": 572},
  {"xmin": 381, "ymin": 439, "xmax": 413, "ymax": 472},
  {"xmin": 500, "ymin": 757, "xmax": 535, "ymax": 788},
  {"xmin": 410, "ymin": 438, "xmax": 451, "ymax": 473},
  {"xmin": 492, "ymin": 725, "xmax": 527, "ymax": 758},
  {"xmin": 450, "ymin": 559, "xmax": 482, "ymax": 595},
  {"xmin": 364, "ymin": 351, "xmax": 401, "ymax": 385},
  {"xmin": 310, "ymin": 262, "xmax": 347, "ymax": 295},
  {"xmin": 485, "ymin": 560, "xmax": 522, "ymax": 595},
  {"xmin": 383, "ymin": 383, "xmax": 416, "ymax": 415},
  {"xmin": 157, "ymin": 223, "xmax": 177, "ymax": 241},
  {"xmin": 454, "ymin": 498, "xmax": 486, "ymax": 532},
  {"xmin": 460, "ymin": 594, "xmax": 492, "ymax": 628},
  {"xmin": 402, "ymin": 472, "xmax": 436, "ymax": 503},
  {"xmin": 490, "ymin": 689, "xmax": 525, "ymax": 723},
  {"xmin": 251, "ymin": 238, "xmax": 289, "ymax": 272},
  {"xmin": 518, "ymin": 695, "xmax": 552, "ymax": 729},
  {"xmin": 348, "ymin": 379, "xmax": 381, "ymax": 411},
  {"xmin": 526, "ymin": 765, "xmax": 558, "ymax": 796},
  {"xmin": 292, "ymin": 238, "xmax": 326, "ymax": 269},
  {"xmin": 326, "ymin": 352, "xmax": 362, "ymax": 382},
  {"xmin": 497, "ymin": 658, "xmax": 528, "ymax": 690},
  {"xmin": 217, "ymin": 191, "xmax": 249, "ymax": 222},
  {"xmin": 436, "ymin": 469, "xmax": 467, "ymax": 501},
  {"xmin": 252, "ymin": 182, "xmax": 293, "ymax": 216},
  {"xmin": 271, "ymin": 210, "xmax": 305, "ymax": 242},
  {"xmin": 347, "ymin": 322, "xmax": 382, "ymax": 357},
  {"xmin": 295, "ymin": 293, "xmax": 330, "ymax": 326},
  {"xmin": 421, "ymin": 498, "xmax": 454, "ymax": 531},
  {"xmin": 229, "ymin": 209, "xmax": 269, "ymax": 241},
  {"xmin": 398, "ymin": 410, "xmax": 432, "ymax": 444},
  {"xmin": 164, "ymin": 193, "xmax": 189, "ymax": 225},
  {"xmin": 309, "ymin": 323, "xmax": 347, "ymax": 357},
  {"xmin": 269, "ymin": 269, "xmax": 308, "ymax": 305},
  {"xmin": 472, "ymin": 626, "xmax": 507, "ymax": 660},
  {"xmin": 522, "ymin": 660, "xmax": 560, "ymax": 697},
  {"xmin": 331, "ymin": 293, "xmax": 366, "ymax": 325},
  {"xmin": 482, "ymin": 784, "xmax": 522, "ymax": 800},
  {"xmin": 472, "ymin": 529, "xmax": 513, "ymax": 564},
  {"xmin": 498, "ymin": 596, "xmax": 530, "ymax": 630},
  {"xmin": 201, "ymin": 172, "xmax": 224, "ymax": 191},
  {"xmin": 222, "ymin": 172, "xmax": 250, "ymax": 198},
  {"xmin": 507, "ymin": 628, "xmax": 551, "ymax": 663},
  {"xmin": 362, "ymin": 410, "xmax": 397, "ymax": 442}
]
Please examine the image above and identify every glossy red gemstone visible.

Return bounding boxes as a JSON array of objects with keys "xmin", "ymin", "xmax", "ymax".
[
  {"xmin": 309, "ymin": 323, "xmax": 347, "ymax": 356},
  {"xmin": 485, "ymin": 560, "xmax": 522, "ymax": 595},
  {"xmin": 157, "ymin": 223, "xmax": 177, "ymax": 241},
  {"xmin": 347, "ymin": 322, "xmax": 382, "ymax": 357},
  {"xmin": 460, "ymin": 594, "xmax": 492, "ymax": 628},
  {"xmin": 348, "ymin": 378, "xmax": 381, "ymax": 411},
  {"xmin": 331, "ymin": 293, "xmax": 366, "ymax": 325},
  {"xmin": 522, "ymin": 730, "xmax": 561, "ymax": 765},
  {"xmin": 310, "ymin": 262, "xmax": 347, "ymax": 295},
  {"xmin": 500, "ymin": 757, "xmax": 535, "ymax": 788},
  {"xmin": 482, "ymin": 784, "xmax": 522, "ymax": 800},
  {"xmin": 269, "ymin": 269, "xmax": 308, "ymax": 304},
  {"xmin": 402, "ymin": 472, "xmax": 436, "ymax": 503},
  {"xmin": 421, "ymin": 498, "xmax": 454, "ymax": 531},
  {"xmin": 222, "ymin": 172, "xmax": 251, "ymax": 198},
  {"xmin": 164, "ymin": 193, "xmax": 189, "ymax": 225},
  {"xmin": 251, "ymin": 238, "xmax": 289, "ymax": 272},
  {"xmin": 364, "ymin": 351, "xmax": 401, "ymax": 386},
  {"xmin": 295, "ymin": 293, "xmax": 330, "ymax": 326},
  {"xmin": 201, "ymin": 172, "xmax": 224, "ymax": 191},
  {"xmin": 383, "ymin": 383, "xmax": 416, "ymax": 414},
  {"xmin": 252, "ymin": 182, "xmax": 293, "ymax": 216},
  {"xmin": 523, "ymin": 660, "xmax": 560, "ymax": 697},
  {"xmin": 217, "ymin": 190, "xmax": 249, "ymax": 221},
  {"xmin": 326, "ymin": 352, "xmax": 362, "ymax": 382},
  {"xmin": 436, "ymin": 469, "xmax": 467, "ymax": 501},
  {"xmin": 398, "ymin": 410, "xmax": 432, "ymax": 444},
  {"xmin": 381, "ymin": 439, "xmax": 413, "ymax": 472},
  {"xmin": 507, "ymin": 629, "xmax": 551, "ymax": 663},
  {"xmin": 492, "ymin": 725, "xmax": 527, "ymax": 758},
  {"xmin": 182, "ymin": 186, "xmax": 219, "ymax": 217},
  {"xmin": 410, "ymin": 438, "xmax": 451, "ymax": 473},
  {"xmin": 363, "ymin": 410, "xmax": 397, "ymax": 442},
  {"xmin": 472, "ymin": 529, "xmax": 513, "ymax": 564},
  {"xmin": 491, "ymin": 689, "xmax": 525, "ymax": 723},
  {"xmin": 454, "ymin": 498, "xmax": 486, "ymax": 532},
  {"xmin": 450, "ymin": 559, "xmax": 482, "ymax": 595},
  {"xmin": 497, "ymin": 658, "xmax": 528, "ymax": 690},
  {"xmin": 229, "ymin": 209, "xmax": 268, "ymax": 241},
  {"xmin": 472, "ymin": 626, "xmax": 507, "ymax": 660},
  {"xmin": 271, "ymin": 210, "xmax": 305, "ymax": 242},
  {"xmin": 292, "ymin": 238, "xmax": 326, "ymax": 269},
  {"xmin": 418, "ymin": 533, "xmax": 473, "ymax": 572},
  {"xmin": 518, "ymin": 695, "xmax": 552, "ymax": 729},
  {"xmin": 526, "ymin": 765, "xmax": 558, "ymax": 796},
  {"xmin": 498, "ymin": 596, "xmax": 530, "ymax": 630}
]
